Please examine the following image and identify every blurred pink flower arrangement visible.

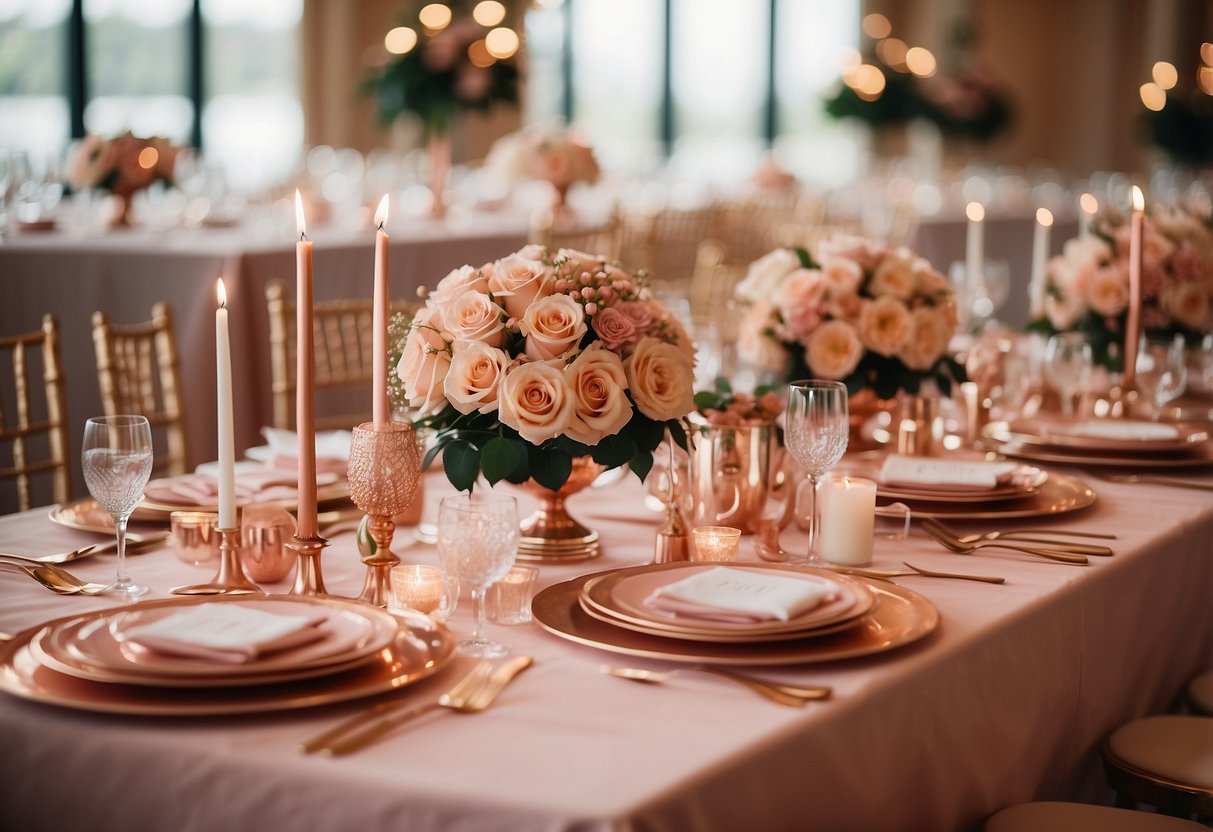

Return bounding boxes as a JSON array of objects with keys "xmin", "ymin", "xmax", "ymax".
[
  {"xmin": 68, "ymin": 132, "xmax": 179, "ymax": 196},
  {"xmin": 736, "ymin": 236, "xmax": 965, "ymax": 398},
  {"xmin": 393, "ymin": 245, "xmax": 695, "ymax": 492},
  {"xmin": 1030, "ymin": 203, "xmax": 1213, "ymax": 369},
  {"xmin": 487, "ymin": 127, "xmax": 600, "ymax": 202}
]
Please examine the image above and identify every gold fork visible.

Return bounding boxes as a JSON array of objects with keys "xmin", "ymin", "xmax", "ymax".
[
  {"xmin": 0, "ymin": 560, "xmax": 111, "ymax": 594},
  {"xmin": 921, "ymin": 518, "xmax": 1088, "ymax": 565},
  {"xmin": 927, "ymin": 519, "xmax": 1113, "ymax": 556},
  {"xmin": 604, "ymin": 665, "xmax": 831, "ymax": 707}
]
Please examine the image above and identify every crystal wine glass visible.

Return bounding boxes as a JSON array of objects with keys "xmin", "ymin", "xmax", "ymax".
[
  {"xmin": 1044, "ymin": 333, "xmax": 1093, "ymax": 417},
  {"xmin": 82, "ymin": 415, "xmax": 153, "ymax": 599},
  {"xmin": 437, "ymin": 493, "xmax": 519, "ymax": 658},
  {"xmin": 1135, "ymin": 335, "xmax": 1187, "ymax": 419},
  {"xmin": 784, "ymin": 380, "xmax": 849, "ymax": 564}
]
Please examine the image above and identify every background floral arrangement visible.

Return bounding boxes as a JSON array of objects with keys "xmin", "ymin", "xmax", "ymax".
[
  {"xmin": 1028, "ymin": 203, "xmax": 1213, "ymax": 369},
  {"xmin": 487, "ymin": 126, "xmax": 600, "ymax": 191},
  {"xmin": 393, "ymin": 246, "xmax": 695, "ymax": 492},
  {"xmin": 693, "ymin": 379, "xmax": 783, "ymax": 427},
  {"xmin": 736, "ymin": 236, "xmax": 965, "ymax": 399},
  {"xmin": 67, "ymin": 132, "xmax": 179, "ymax": 195},
  {"xmin": 366, "ymin": 1, "xmax": 519, "ymax": 136}
]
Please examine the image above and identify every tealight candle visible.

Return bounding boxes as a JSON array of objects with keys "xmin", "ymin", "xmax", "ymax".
[
  {"xmin": 818, "ymin": 476, "xmax": 877, "ymax": 566},
  {"xmin": 691, "ymin": 526, "xmax": 742, "ymax": 562},
  {"xmin": 390, "ymin": 564, "xmax": 458, "ymax": 619}
]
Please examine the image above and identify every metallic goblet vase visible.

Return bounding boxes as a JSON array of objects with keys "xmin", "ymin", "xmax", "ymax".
[{"xmin": 348, "ymin": 422, "xmax": 421, "ymax": 607}]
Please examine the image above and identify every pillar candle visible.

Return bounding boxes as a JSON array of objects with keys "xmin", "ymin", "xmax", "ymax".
[
  {"xmin": 1123, "ymin": 186, "xmax": 1145, "ymax": 392},
  {"xmin": 294, "ymin": 190, "xmax": 318, "ymax": 539},
  {"xmin": 372, "ymin": 194, "xmax": 390, "ymax": 427},
  {"xmin": 818, "ymin": 476, "xmax": 876, "ymax": 566},
  {"xmin": 1028, "ymin": 207, "xmax": 1053, "ymax": 319},
  {"xmin": 1079, "ymin": 193, "xmax": 1098, "ymax": 238},
  {"xmin": 215, "ymin": 278, "xmax": 236, "ymax": 529},
  {"xmin": 965, "ymin": 201, "xmax": 985, "ymax": 288}
]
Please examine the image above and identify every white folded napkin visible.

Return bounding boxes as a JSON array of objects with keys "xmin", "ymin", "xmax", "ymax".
[
  {"xmin": 1062, "ymin": 420, "xmax": 1180, "ymax": 441},
  {"xmin": 879, "ymin": 455, "xmax": 1018, "ymax": 491},
  {"xmin": 645, "ymin": 566, "xmax": 838, "ymax": 624},
  {"xmin": 119, "ymin": 603, "xmax": 328, "ymax": 664}
]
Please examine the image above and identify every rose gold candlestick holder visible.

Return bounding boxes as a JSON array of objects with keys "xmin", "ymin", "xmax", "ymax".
[
  {"xmin": 348, "ymin": 422, "xmax": 421, "ymax": 607},
  {"xmin": 288, "ymin": 534, "xmax": 330, "ymax": 596},
  {"xmin": 172, "ymin": 527, "xmax": 260, "ymax": 596}
]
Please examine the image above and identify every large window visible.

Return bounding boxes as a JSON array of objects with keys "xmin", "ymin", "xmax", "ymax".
[{"xmin": 0, "ymin": 0, "xmax": 70, "ymax": 165}]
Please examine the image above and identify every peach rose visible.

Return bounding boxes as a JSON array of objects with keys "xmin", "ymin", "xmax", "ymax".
[
  {"xmin": 737, "ymin": 302, "xmax": 789, "ymax": 373},
  {"xmin": 444, "ymin": 341, "xmax": 508, "ymax": 415},
  {"xmin": 520, "ymin": 294, "xmax": 587, "ymax": 360},
  {"xmin": 624, "ymin": 337, "xmax": 694, "ymax": 422},
  {"xmin": 858, "ymin": 295, "xmax": 913, "ymax": 357},
  {"xmin": 816, "ymin": 235, "xmax": 887, "ymax": 271},
  {"xmin": 1045, "ymin": 292, "xmax": 1086, "ymax": 331},
  {"xmin": 736, "ymin": 248, "xmax": 801, "ymax": 303},
  {"xmin": 818, "ymin": 256, "xmax": 863, "ymax": 294},
  {"xmin": 554, "ymin": 248, "xmax": 605, "ymax": 281},
  {"xmin": 488, "ymin": 254, "xmax": 553, "ymax": 319},
  {"xmin": 1085, "ymin": 265, "xmax": 1129, "ymax": 318},
  {"xmin": 901, "ymin": 308, "xmax": 952, "ymax": 371},
  {"xmin": 498, "ymin": 360, "xmax": 576, "ymax": 445},
  {"xmin": 563, "ymin": 344, "xmax": 632, "ymax": 445},
  {"xmin": 443, "ymin": 290, "xmax": 506, "ymax": 347},
  {"xmin": 396, "ymin": 307, "xmax": 452, "ymax": 417},
  {"xmin": 591, "ymin": 306, "xmax": 638, "ymax": 353},
  {"xmin": 428, "ymin": 265, "xmax": 489, "ymax": 323},
  {"xmin": 868, "ymin": 254, "xmax": 917, "ymax": 300},
  {"xmin": 805, "ymin": 320, "xmax": 864, "ymax": 380},
  {"xmin": 1162, "ymin": 281, "xmax": 1210, "ymax": 331},
  {"xmin": 777, "ymin": 269, "xmax": 826, "ymax": 339}
]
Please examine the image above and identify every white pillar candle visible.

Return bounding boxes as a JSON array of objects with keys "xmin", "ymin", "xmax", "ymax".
[
  {"xmin": 1079, "ymin": 193, "xmax": 1098, "ymax": 238},
  {"xmin": 372, "ymin": 194, "xmax": 390, "ymax": 428},
  {"xmin": 965, "ymin": 201, "xmax": 985, "ymax": 287},
  {"xmin": 1028, "ymin": 207, "xmax": 1053, "ymax": 319},
  {"xmin": 215, "ymin": 278, "xmax": 236, "ymax": 529},
  {"xmin": 819, "ymin": 476, "xmax": 877, "ymax": 566}
]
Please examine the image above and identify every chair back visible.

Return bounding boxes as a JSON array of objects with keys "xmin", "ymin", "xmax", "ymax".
[
  {"xmin": 622, "ymin": 204, "xmax": 721, "ymax": 290},
  {"xmin": 91, "ymin": 303, "xmax": 189, "ymax": 478},
  {"xmin": 0, "ymin": 315, "xmax": 71, "ymax": 513},
  {"xmin": 267, "ymin": 282, "xmax": 420, "ymax": 431},
  {"xmin": 529, "ymin": 208, "xmax": 623, "ymax": 261}
]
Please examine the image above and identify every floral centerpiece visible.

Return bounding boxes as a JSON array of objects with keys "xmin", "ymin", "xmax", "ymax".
[
  {"xmin": 1028, "ymin": 203, "xmax": 1213, "ymax": 369},
  {"xmin": 68, "ymin": 132, "xmax": 180, "ymax": 226},
  {"xmin": 486, "ymin": 126, "xmax": 600, "ymax": 207},
  {"xmin": 736, "ymin": 237, "xmax": 965, "ymax": 400},
  {"xmin": 393, "ymin": 245, "xmax": 695, "ymax": 494}
]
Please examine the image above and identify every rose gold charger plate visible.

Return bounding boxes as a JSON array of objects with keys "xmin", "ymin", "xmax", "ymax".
[
  {"xmin": 875, "ymin": 470, "xmax": 1095, "ymax": 520},
  {"xmin": 984, "ymin": 422, "xmax": 1213, "ymax": 470},
  {"xmin": 876, "ymin": 464, "xmax": 1049, "ymax": 504},
  {"xmin": 0, "ymin": 597, "xmax": 457, "ymax": 716},
  {"xmin": 579, "ymin": 563, "xmax": 877, "ymax": 643},
  {"xmin": 1001, "ymin": 418, "xmax": 1209, "ymax": 453},
  {"xmin": 532, "ymin": 566, "xmax": 939, "ymax": 665}
]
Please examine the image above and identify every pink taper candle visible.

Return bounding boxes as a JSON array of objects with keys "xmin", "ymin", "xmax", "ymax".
[
  {"xmin": 1123, "ymin": 185, "xmax": 1145, "ymax": 393},
  {"xmin": 372, "ymin": 194, "xmax": 390, "ymax": 427},
  {"xmin": 215, "ymin": 278, "xmax": 237, "ymax": 529},
  {"xmin": 294, "ymin": 190, "xmax": 318, "ymax": 538}
]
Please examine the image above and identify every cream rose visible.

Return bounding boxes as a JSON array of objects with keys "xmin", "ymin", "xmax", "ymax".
[
  {"xmin": 1045, "ymin": 292, "xmax": 1086, "ymax": 331},
  {"xmin": 1162, "ymin": 281, "xmax": 1210, "ymax": 331},
  {"xmin": 563, "ymin": 344, "xmax": 632, "ymax": 445},
  {"xmin": 428, "ymin": 265, "xmax": 489, "ymax": 323},
  {"xmin": 1085, "ymin": 266, "xmax": 1129, "ymax": 318},
  {"xmin": 444, "ymin": 342, "xmax": 508, "ymax": 415},
  {"xmin": 488, "ymin": 254, "xmax": 553, "ymax": 319},
  {"xmin": 737, "ymin": 302, "xmax": 789, "ymax": 373},
  {"xmin": 869, "ymin": 254, "xmax": 917, "ymax": 300},
  {"xmin": 818, "ymin": 256, "xmax": 863, "ymax": 294},
  {"xmin": 858, "ymin": 295, "xmax": 913, "ymax": 357},
  {"xmin": 901, "ymin": 308, "xmax": 952, "ymax": 371},
  {"xmin": 623, "ymin": 337, "xmax": 694, "ymax": 422},
  {"xmin": 396, "ymin": 307, "xmax": 452, "ymax": 417},
  {"xmin": 442, "ymin": 290, "xmax": 506, "ymax": 347},
  {"xmin": 805, "ymin": 320, "xmax": 864, "ymax": 380},
  {"xmin": 735, "ymin": 248, "xmax": 801, "ymax": 303},
  {"xmin": 498, "ymin": 360, "xmax": 576, "ymax": 445},
  {"xmin": 520, "ymin": 294, "xmax": 587, "ymax": 360}
]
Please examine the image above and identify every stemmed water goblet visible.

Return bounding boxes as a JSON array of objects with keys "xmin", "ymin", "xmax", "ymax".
[
  {"xmin": 82, "ymin": 415, "xmax": 153, "ymax": 599},
  {"xmin": 437, "ymin": 493, "xmax": 519, "ymax": 658},
  {"xmin": 1135, "ymin": 335, "xmax": 1187, "ymax": 419},
  {"xmin": 1044, "ymin": 333, "xmax": 1093, "ymax": 417},
  {"xmin": 784, "ymin": 380, "xmax": 849, "ymax": 564}
]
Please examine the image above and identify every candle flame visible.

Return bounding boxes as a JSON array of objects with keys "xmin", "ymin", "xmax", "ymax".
[
  {"xmin": 375, "ymin": 194, "xmax": 389, "ymax": 229},
  {"xmin": 965, "ymin": 201, "xmax": 985, "ymax": 222},
  {"xmin": 1131, "ymin": 185, "xmax": 1145, "ymax": 212},
  {"xmin": 1036, "ymin": 207, "xmax": 1054, "ymax": 227},
  {"xmin": 1079, "ymin": 192, "xmax": 1098, "ymax": 214},
  {"xmin": 295, "ymin": 189, "xmax": 307, "ymax": 239},
  {"xmin": 217, "ymin": 277, "xmax": 227, "ymax": 308}
]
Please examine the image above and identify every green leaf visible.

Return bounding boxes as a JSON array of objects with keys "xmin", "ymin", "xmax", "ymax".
[
  {"xmin": 480, "ymin": 436, "xmax": 526, "ymax": 486},
  {"xmin": 668, "ymin": 421, "xmax": 689, "ymax": 451},
  {"xmin": 590, "ymin": 434, "xmax": 637, "ymax": 468},
  {"xmin": 794, "ymin": 247, "xmax": 814, "ymax": 269},
  {"xmin": 421, "ymin": 441, "xmax": 443, "ymax": 471},
  {"xmin": 555, "ymin": 436, "xmax": 593, "ymax": 458},
  {"xmin": 529, "ymin": 446, "xmax": 573, "ymax": 491},
  {"xmin": 503, "ymin": 452, "xmax": 531, "ymax": 484},
  {"xmin": 694, "ymin": 391, "xmax": 722, "ymax": 410},
  {"xmin": 628, "ymin": 413, "xmax": 666, "ymax": 453},
  {"xmin": 713, "ymin": 377, "xmax": 733, "ymax": 394},
  {"xmin": 442, "ymin": 440, "xmax": 481, "ymax": 493},
  {"xmin": 630, "ymin": 448, "xmax": 654, "ymax": 483}
]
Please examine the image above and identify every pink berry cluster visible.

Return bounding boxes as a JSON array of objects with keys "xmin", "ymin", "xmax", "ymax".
[{"xmin": 551, "ymin": 261, "xmax": 644, "ymax": 318}]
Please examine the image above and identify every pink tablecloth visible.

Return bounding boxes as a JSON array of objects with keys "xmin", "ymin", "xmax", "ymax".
[{"xmin": 0, "ymin": 468, "xmax": 1210, "ymax": 831}]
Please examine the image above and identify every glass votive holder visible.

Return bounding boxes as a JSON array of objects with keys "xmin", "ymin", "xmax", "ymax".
[
  {"xmin": 691, "ymin": 526, "xmax": 742, "ymax": 562},
  {"xmin": 169, "ymin": 511, "xmax": 220, "ymax": 566},
  {"xmin": 390, "ymin": 564, "xmax": 459, "ymax": 621},
  {"xmin": 486, "ymin": 565, "xmax": 539, "ymax": 625},
  {"xmin": 818, "ymin": 476, "xmax": 877, "ymax": 566}
]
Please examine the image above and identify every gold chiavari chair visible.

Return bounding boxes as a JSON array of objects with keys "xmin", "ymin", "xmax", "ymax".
[
  {"xmin": 688, "ymin": 239, "xmax": 746, "ymax": 327},
  {"xmin": 0, "ymin": 315, "xmax": 71, "ymax": 513},
  {"xmin": 529, "ymin": 208, "xmax": 623, "ymax": 261},
  {"xmin": 621, "ymin": 204, "xmax": 721, "ymax": 290},
  {"xmin": 267, "ymin": 282, "xmax": 420, "ymax": 431},
  {"xmin": 91, "ymin": 303, "xmax": 189, "ymax": 478}
]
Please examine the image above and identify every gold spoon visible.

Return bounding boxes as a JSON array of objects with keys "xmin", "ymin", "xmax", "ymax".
[{"xmin": 604, "ymin": 665, "xmax": 831, "ymax": 707}]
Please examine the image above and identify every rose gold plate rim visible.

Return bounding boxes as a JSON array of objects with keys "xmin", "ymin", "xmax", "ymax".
[
  {"xmin": 991, "ymin": 438, "xmax": 1213, "ymax": 470},
  {"xmin": 1001, "ymin": 418, "xmax": 1210, "ymax": 453},
  {"xmin": 875, "ymin": 463, "xmax": 1049, "ymax": 504},
  {"xmin": 878, "ymin": 471, "xmax": 1096, "ymax": 520},
  {"xmin": 533, "ymin": 570, "xmax": 939, "ymax": 666}
]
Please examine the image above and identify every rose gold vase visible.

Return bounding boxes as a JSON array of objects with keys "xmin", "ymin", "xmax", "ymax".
[
  {"xmin": 514, "ymin": 457, "xmax": 605, "ymax": 562},
  {"xmin": 109, "ymin": 192, "xmax": 135, "ymax": 228},
  {"xmin": 848, "ymin": 388, "xmax": 898, "ymax": 451},
  {"xmin": 428, "ymin": 133, "xmax": 449, "ymax": 219}
]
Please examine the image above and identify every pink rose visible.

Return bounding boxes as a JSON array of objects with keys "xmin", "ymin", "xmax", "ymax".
[
  {"xmin": 623, "ymin": 337, "xmax": 694, "ymax": 422},
  {"xmin": 396, "ymin": 307, "xmax": 452, "ymax": 417},
  {"xmin": 563, "ymin": 344, "xmax": 632, "ymax": 445},
  {"xmin": 442, "ymin": 290, "xmax": 506, "ymax": 347},
  {"xmin": 737, "ymin": 301, "xmax": 788, "ymax": 373},
  {"xmin": 816, "ymin": 235, "xmax": 887, "ymax": 271},
  {"xmin": 591, "ymin": 306, "xmax": 638, "ymax": 353},
  {"xmin": 488, "ymin": 253, "xmax": 554, "ymax": 319},
  {"xmin": 805, "ymin": 320, "xmax": 863, "ymax": 380},
  {"xmin": 520, "ymin": 294, "xmax": 587, "ymax": 360},
  {"xmin": 777, "ymin": 269, "xmax": 826, "ymax": 338},
  {"xmin": 498, "ymin": 360, "xmax": 576, "ymax": 445},
  {"xmin": 429, "ymin": 265, "xmax": 489, "ymax": 323},
  {"xmin": 617, "ymin": 301, "xmax": 656, "ymax": 333},
  {"xmin": 445, "ymin": 342, "xmax": 508, "ymax": 415},
  {"xmin": 818, "ymin": 257, "xmax": 863, "ymax": 294},
  {"xmin": 857, "ymin": 295, "xmax": 912, "ymax": 357}
]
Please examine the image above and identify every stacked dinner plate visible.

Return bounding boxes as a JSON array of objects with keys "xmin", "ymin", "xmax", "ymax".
[
  {"xmin": 985, "ymin": 417, "xmax": 1213, "ymax": 469},
  {"xmin": 531, "ymin": 562, "xmax": 940, "ymax": 666},
  {"xmin": 0, "ymin": 596, "xmax": 456, "ymax": 716}
]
